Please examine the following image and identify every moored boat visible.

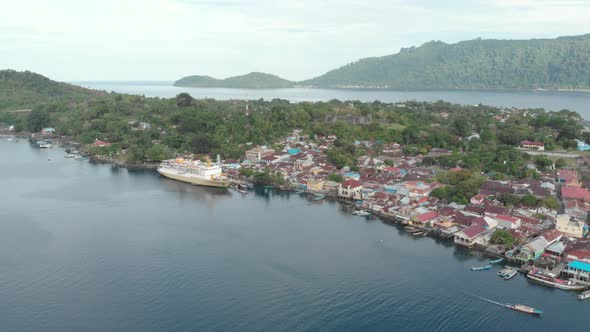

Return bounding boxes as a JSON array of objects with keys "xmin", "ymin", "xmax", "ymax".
[
  {"xmin": 490, "ymin": 258, "xmax": 504, "ymax": 264},
  {"xmin": 526, "ymin": 269, "xmax": 587, "ymax": 291},
  {"xmin": 294, "ymin": 189, "xmax": 304, "ymax": 194},
  {"xmin": 578, "ymin": 290, "xmax": 590, "ymax": 300},
  {"xmin": 352, "ymin": 210, "xmax": 371, "ymax": 216},
  {"xmin": 313, "ymin": 194, "xmax": 325, "ymax": 201},
  {"xmin": 471, "ymin": 265, "xmax": 492, "ymax": 271},
  {"xmin": 157, "ymin": 156, "xmax": 230, "ymax": 188},
  {"xmin": 498, "ymin": 267, "xmax": 518, "ymax": 280}
]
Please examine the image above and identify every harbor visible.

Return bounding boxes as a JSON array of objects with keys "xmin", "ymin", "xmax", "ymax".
[{"xmin": 2, "ymin": 137, "xmax": 590, "ymax": 331}]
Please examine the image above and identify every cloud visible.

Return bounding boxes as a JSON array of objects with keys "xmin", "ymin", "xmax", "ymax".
[{"xmin": 0, "ymin": 0, "xmax": 589, "ymax": 80}]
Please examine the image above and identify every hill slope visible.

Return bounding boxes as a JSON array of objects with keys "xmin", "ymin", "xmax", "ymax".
[
  {"xmin": 0, "ymin": 70, "xmax": 104, "ymax": 109},
  {"xmin": 174, "ymin": 72, "xmax": 294, "ymax": 89},
  {"xmin": 302, "ymin": 34, "xmax": 590, "ymax": 90}
]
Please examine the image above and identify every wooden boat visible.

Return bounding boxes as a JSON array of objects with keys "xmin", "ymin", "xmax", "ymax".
[
  {"xmin": 412, "ymin": 231, "xmax": 425, "ymax": 236},
  {"xmin": 237, "ymin": 188, "xmax": 248, "ymax": 194},
  {"xmin": 498, "ymin": 268, "xmax": 517, "ymax": 280},
  {"xmin": 294, "ymin": 189, "xmax": 304, "ymax": 194},
  {"xmin": 504, "ymin": 303, "xmax": 543, "ymax": 315},
  {"xmin": 352, "ymin": 210, "xmax": 371, "ymax": 216},
  {"xmin": 527, "ymin": 269, "xmax": 587, "ymax": 291},
  {"xmin": 490, "ymin": 258, "xmax": 504, "ymax": 264},
  {"xmin": 578, "ymin": 290, "xmax": 590, "ymax": 300},
  {"xmin": 313, "ymin": 194, "xmax": 326, "ymax": 201},
  {"xmin": 471, "ymin": 265, "xmax": 492, "ymax": 271}
]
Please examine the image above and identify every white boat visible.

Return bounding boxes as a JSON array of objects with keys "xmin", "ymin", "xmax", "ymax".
[
  {"xmin": 352, "ymin": 210, "xmax": 371, "ymax": 216},
  {"xmin": 527, "ymin": 269, "xmax": 587, "ymax": 291},
  {"xmin": 498, "ymin": 268, "xmax": 518, "ymax": 280},
  {"xmin": 578, "ymin": 290, "xmax": 590, "ymax": 300},
  {"xmin": 157, "ymin": 156, "xmax": 230, "ymax": 188}
]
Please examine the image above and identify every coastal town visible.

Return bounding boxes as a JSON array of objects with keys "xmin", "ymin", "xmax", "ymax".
[{"xmin": 4, "ymin": 104, "xmax": 590, "ymax": 300}]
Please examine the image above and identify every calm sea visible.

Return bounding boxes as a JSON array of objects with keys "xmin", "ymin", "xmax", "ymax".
[
  {"xmin": 1, "ymin": 138, "xmax": 589, "ymax": 331},
  {"xmin": 75, "ymin": 81, "xmax": 590, "ymax": 120}
]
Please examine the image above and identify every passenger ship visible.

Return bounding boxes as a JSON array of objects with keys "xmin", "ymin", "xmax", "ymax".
[{"xmin": 157, "ymin": 156, "xmax": 230, "ymax": 188}]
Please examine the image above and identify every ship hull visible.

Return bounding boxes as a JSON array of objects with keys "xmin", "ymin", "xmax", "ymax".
[{"xmin": 158, "ymin": 169, "xmax": 230, "ymax": 188}]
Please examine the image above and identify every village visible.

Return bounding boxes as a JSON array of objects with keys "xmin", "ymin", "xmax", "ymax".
[{"xmin": 223, "ymin": 127, "xmax": 590, "ymax": 296}]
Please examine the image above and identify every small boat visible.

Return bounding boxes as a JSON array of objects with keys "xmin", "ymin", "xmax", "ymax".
[
  {"xmin": 404, "ymin": 226, "xmax": 418, "ymax": 232},
  {"xmin": 504, "ymin": 303, "xmax": 543, "ymax": 315},
  {"xmin": 471, "ymin": 265, "xmax": 492, "ymax": 271},
  {"xmin": 352, "ymin": 210, "xmax": 371, "ymax": 216},
  {"xmin": 294, "ymin": 189, "xmax": 304, "ymax": 194},
  {"xmin": 264, "ymin": 185, "xmax": 273, "ymax": 189},
  {"xmin": 65, "ymin": 154, "xmax": 76, "ymax": 158},
  {"xmin": 313, "ymin": 194, "xmax": 325, "ymax": 201},
  {"xmin": 237, "ymin": 189, "xmax": 248, "ymax": 194},
  {"xmin": 412, "ymin": 231, "xmax": 425, "ymax": 236},
  {"xmin": 578, "ymin": 290, "xmax": 590, "ymax": 300},
  {"xmin": 498, "ymin": 268, "xmax": 518, "ymax": 280},
  {"xmin": 490, "ymin": 258, "xmax": 504, "ymax": 264}
]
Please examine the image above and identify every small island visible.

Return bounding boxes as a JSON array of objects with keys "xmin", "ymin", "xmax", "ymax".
[{"xmin": 173, "ymin": 72, "xmax": 294, "ymax": 89}]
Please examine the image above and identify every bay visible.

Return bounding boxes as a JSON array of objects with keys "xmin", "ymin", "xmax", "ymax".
[
  {"xmin": 1, "ymin": 138, "xmax": 589, "ymax": 331},
  {"xmin": 76, "ymin": 81, "xmax": 590, "ymax": 120}
]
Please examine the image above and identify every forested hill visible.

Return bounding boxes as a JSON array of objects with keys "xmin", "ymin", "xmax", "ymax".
[
  {"xmin": 301, "ymin": 34, "xmax": 590, "ymax": 90},
  {"xmin": 0, "ymin": 70, "xmax": 105, "ymax": 110},
  {"xmin": 174, "ymin": 72, "xmax": 294, "ymax": 89}
]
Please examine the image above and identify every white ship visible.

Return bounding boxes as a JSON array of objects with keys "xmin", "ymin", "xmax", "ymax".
[{"xmin": 157, "ymin": 155, "xmax": 230, "ymax": 188}]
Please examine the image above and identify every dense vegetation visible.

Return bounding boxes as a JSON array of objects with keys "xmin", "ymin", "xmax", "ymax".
[
  {"xmin": 174, "ymin": 72, "xmax": 294, "ymax": 89},
  {"xmin": 0, "ymin": 70, "xmax": 105, "ymax": 110},
  {"xmin": 0, "ymin": 71, "xmax": 585, "ymax": 174},
  {"xmin": 301, "ymin": 34, "xmax": 590, "ymax": 89}
]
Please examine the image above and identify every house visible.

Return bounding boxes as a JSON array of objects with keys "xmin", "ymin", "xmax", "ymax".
[
  {"xmin": 454, "ymin": 224, "xmax": 487, "ymax": 247},
  {"xmin": 494, "ymin": 214, "xmax": 521, "ymax": 230},
  {"xmin": 294, "ymin": 156, "xmax": 314, "ymax": 170},
  {"xmin": 413, "ymin": 211, "xmax": 439, "ymax": 225},
  {"xmin": 8, "ymin": 125, "xmax": 14, "ymax": 131},
  {"xmin": 338, "ymin": 179, "xmax": 363, "ymax": 201},
  {"xmin": 555, "ymin": 214, "xmax": 587, "ymax": 238},
  {"xmin": 520, "ymin": 140, "xmax": 544, "ymax": 151},
  {"xmin": 245, "ymin": 146, "xmax": 275, "ymax": 163},
  {"xmin": 564, "ymin": 241, "xmax": 590, "ymax": 263},
  {"xmin": 562, "ymin": 261, "xmax": 590, "ymax": 283},
  {"xmin": 92, "ymin": 140, "xmax": 112, "ymax": 147},
  {"xmin": 41, "ymin": 127, "xmax": 56, "ymax": 135},
  {"xmin": 561, "ymin": 186, "xmax": 590, "ymax": 203},
  {"xmin": 557, "ymin": 170, "xmax": 580, "ymax": 186},
  {"xmin": 306, "ymin": 178, "xmax": 325, "ymax": 192},
  {"xmin": 470, "ymin": 193, "xmax": 487, "ymax": 205}
]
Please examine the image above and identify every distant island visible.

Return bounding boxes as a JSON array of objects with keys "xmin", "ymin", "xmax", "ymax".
[
  {"xmin": 176, "ymin": 34, "xmax": 590, "ymax": 90},
  {"xmin": 174, "ymin": 72, "xmax": 294, "ymax": 89}
]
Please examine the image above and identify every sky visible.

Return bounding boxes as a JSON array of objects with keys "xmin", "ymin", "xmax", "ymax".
[{"xmin": 1, "ymin": 0, "xmax": 590, "ymax": 81}]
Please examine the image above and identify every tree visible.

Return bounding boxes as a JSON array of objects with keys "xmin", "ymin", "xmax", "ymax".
[
  {"xmin": 430, "ymin": 187, "xmax": 448, "ymax": 200},
  {"xmin": 145, "ymin": 144, "xmax": 173, "ymax": 162},
  {"xmin": 539, "ymin": 197, "xmax": 559, "ymax": 210},
  {"xmin": 28, "ymin": 107, "xmax": 50, "ymax": 132},
  {"xmin": 497, "ymin": 193, "xmax": 520, "ymax": 206},
  {"xmin": 520, "ymin": 194, "xmax": 538, "ymax": 207},
  {"xmin": 554, "ymin": 158, "xmax": 567, "ymax": 169},
  {"xmin": 490, "ymin": 229, "xmax": 518, "ymax": 248},
  {"xmin": 176, "ymin": 93, "xmax": 193, "ymax": 107},
  {"xmin": 327, "ymin": 173, "xmax": 344, "ymax": 183}
]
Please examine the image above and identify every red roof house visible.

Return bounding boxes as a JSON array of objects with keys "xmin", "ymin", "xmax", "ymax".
[{"xmin": 562, "ymin": 186, "xmax": 590, "ymax": 202}]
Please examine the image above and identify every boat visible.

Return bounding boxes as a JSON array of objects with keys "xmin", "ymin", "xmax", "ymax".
[
  {"xmin": 412, "ymin": 231, "xmax": 425, "ymax": 236},
  {"xmin": 504, "ymin": 303, "xmax": 543, "ymax": 315},
  {"xmin": 313, "ymin": 194, "xmax": 325, "ymax": 201},
  {"xmin": 478, "ymin": 296, "xmax": 542, "ymax": 316},
  {"xmin": 352, "ymin": 210, "xmax": 371, "ymax": 216},
  {"xmin": 471, "ymin": 265, "xmax": 492, "ymax": 271},
  {"xmin": 490, "ymin": 258, "xmax": 504, "ymax": 264},
  {"xmin": 294, "ymin": 189, "xmax": 305, "ymax": 194},
  {"xmin": 526, "ymin": 269, "xmax": 587, "ymax": 291},
  {"xmin": 157, "ymin": 156, "xmax": 230, "ymax": 188},
  {"xmin": 65, "ymin": 154, "xmax": 76, "ymax": 158},
  {"xmin": 236, "ymin": 188, "xmax": 248, "ymax": 194},
  {"xmin": 264, "ymin": 185, "xmax": 274, "ymax": 189},
  {"xmin": 578, "ymin": 290, "xmax": 590, "ymax": 300},
  {"xmin": 498, "ymin": 267, "xmax": 518, "ymax": 280}
]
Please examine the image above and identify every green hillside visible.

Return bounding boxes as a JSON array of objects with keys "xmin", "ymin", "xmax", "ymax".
[
  {"xmin": 174, "ymin": 72, "xmax": 294, "ymax": 89},
  {"xmin": 302, "ymin": 34, "xmax": 590, "ymax": 90},
  {"xmin": 0, "ymin": 70, "xmax": 104, "ymax": 110}
]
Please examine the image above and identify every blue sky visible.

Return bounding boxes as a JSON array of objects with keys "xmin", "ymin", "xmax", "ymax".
[{"xmin": 1, "ymin": 0, "xmax": 589, "ymax": 81}]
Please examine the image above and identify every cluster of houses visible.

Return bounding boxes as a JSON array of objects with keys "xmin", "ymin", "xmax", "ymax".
[{"xmin": 226, "ymin": 129, "xmax": 590, "ymax": 281}]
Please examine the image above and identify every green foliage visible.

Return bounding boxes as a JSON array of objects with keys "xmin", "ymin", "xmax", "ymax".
[
  {"xmin": 327, "ymin": 173, "xmax": 344, "ymax": 183},
  {"xmin": 554, "ymin": 158, "xmax": 568, "ymax": 169},
  {"xmin": 520, "ymin": 194, "xmax": 538, "ymax": 207},
  {"xmin": 174, "ymin": 72, "xmax": 294, "ymax": 89},
  {"xmin": 303, "ymin": 35, "xmax": 590, "ymax": 90},
  {"xmin": 539, "ymin": 197, "xmax": 559, "ymax": 210},
  {"xmin": 145, "ymin": 144, "xmax": 173, "ymax": 162},
  {"xmin": 490, "ymin": 229, "xmax": 518, "ymax": 248},
  {"xmin": 27, "ymin": 107, "xmax": 50, "ymax": 132},
  {"xmin": 497, "ymin": 193, "xmax": 520, "ymax": 206}
]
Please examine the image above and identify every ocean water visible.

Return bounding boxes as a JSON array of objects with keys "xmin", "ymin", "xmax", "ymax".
[
  {"xmin": 76, "ymin": 81, "xmax": 590, "ymax": 120},
  {"xmin": 1, "ymin": 138, "xmax": 589, "ymax": 331}
]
